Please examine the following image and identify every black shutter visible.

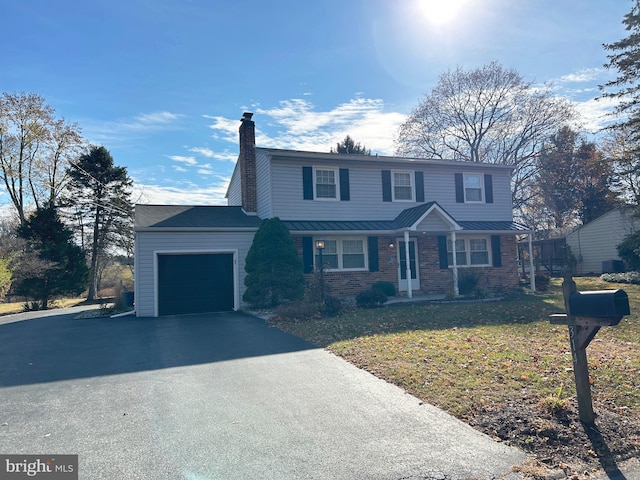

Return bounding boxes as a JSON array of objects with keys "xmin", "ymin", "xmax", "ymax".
[
  {"xmin": 303, "ymin": 166, "xmax": 313, "ymax": 200},
  {"xmin": 455, "ymin": 173, "xmax": 464, "ymax": 203},
  {"xmin": 438, "ymin": 235, "xmax": 448, "ymax": 269},
  {"xmin": 339, "ymin": 168, "xmax": 350, "ymax": 201},
  {"xmin": 484, "ymin": 174, "xmax": 493, "ymax": 204},
  {"xmin": 491, "ymin": 235, "xmax": 502, "ymax": 267},
  {"xmin": 302, "ymin": 236, "xmax": 314, "ymax": 273},
  {"xmin": 382, "ymin": 170, "xmax": 392, "ymax": 202},
  {"xmin": 368, "ymin": 236, "xmax": 379, "ymax": 272},
  {"xmin": 415, "ymin": 171, "xmax": 424, "ymax": 202}
]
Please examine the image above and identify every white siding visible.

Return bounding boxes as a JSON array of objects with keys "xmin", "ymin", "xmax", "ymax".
[
  {"xmin": 226, "ymin": 164, "xmax": 242, "ymax": 206},
  {"xmin": 566, "ymin": 208, "xmax": 640, "ymax": 274},
  {"xmin": 255, "ymin": 151, "xmax": 273, "ymax": 218},
  {"xmin": 135, "ymin": 230, "xmax": 256, "ymax": 317},
  {"xmin": 268, "ymin": 158, "xmax": 513, "ymax": 222}
]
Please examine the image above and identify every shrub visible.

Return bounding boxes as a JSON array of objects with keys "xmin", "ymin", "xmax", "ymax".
[
  {"xmin": 371, "ymin": 281, "xmax": 396, "ymax": 297},
  {"xmin": 458, "ymin": 270, "xmax": 482, "ymax": 295},
  {"xmin": 617, "ymin": 231, "xmax": 640, "ymax": 271},
  {"xmin": 321, "ymin": 295, "xmax": 344, "ymax": 317},
  {"xmin": 535, "ymin": 273, "xmax": 551, "ymax": 292},
  {"xmin": 601, "ymin": 271, "xmax": 640, "ymax": 284},
  {"xmin": 274, "ymin": 301, "xmax": 321, "ymax": 321},
  {"xmin": 356, "ymin": 288, "xmax": 387, "ymax": 308}
]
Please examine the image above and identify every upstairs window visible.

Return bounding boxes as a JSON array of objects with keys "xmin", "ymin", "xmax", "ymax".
[
  {"xmin": 314, "ymin": 168, "xmax": 337, "ymax": 200},
  {"xmin": 464, "ymin": 174, "xmax": 483, "ymax": 202},
  {"xmin": 393, "ymin": 170, "xmax": 414, "ymax": 201}
]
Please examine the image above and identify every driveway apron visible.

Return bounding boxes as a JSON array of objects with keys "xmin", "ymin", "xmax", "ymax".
[{"xmin": 0, "ymin": 309, "xmax": 526, "ymax": 479}]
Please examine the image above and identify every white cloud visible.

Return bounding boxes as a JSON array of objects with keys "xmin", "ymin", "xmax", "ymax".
[
  {"xmin": 168, "ymin": 155, "xmax": 198, "ymax": 165},
  {"xmin": 572, "ymin": 96, "xmax": 620, "ymax": 133},
  {"xmin": 206, "ymin": 98, "xmax": 407, "ymax": 155},
  {"xmin": 188, "ymin": 147, "xmax": 237, "ymax": 162},
  {"xmin": 82, "ymin": 111, "xmax": 185, "ymax": 146},
  {"xmin": 133, "ymin": 182, "xmax": 230, "ymax": 205},
  {"xmin": 558, "ymin": 68, "xmax": 604, "ymax": 84}
]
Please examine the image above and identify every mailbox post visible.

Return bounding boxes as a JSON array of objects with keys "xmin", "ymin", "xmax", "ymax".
[{"xmin": 549, "ymin": 267, "xmax": 630, "ymax": 424}]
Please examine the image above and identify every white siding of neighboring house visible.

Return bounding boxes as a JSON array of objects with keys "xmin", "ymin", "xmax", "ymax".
[
  {"xmin": 135, "ymin": 229, "xmax": 257, "ymax": 317},
  {"xmin": 566, "ymin": 208, "xmax": 640, "ymax": 275},
  {"xmin": 267, "ymin": 157, "xmax": 514, "ymax": 222}
]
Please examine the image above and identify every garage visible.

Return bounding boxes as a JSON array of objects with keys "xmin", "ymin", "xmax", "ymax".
[{"xmin": 157, "ymin": 253, "xmax": 234, "ymax": 315}]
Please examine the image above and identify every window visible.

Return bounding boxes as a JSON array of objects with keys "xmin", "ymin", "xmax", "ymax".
[
  {"xmin": 464, "ymin": 174, "xmax": 483, "ymax": 202},
  {"xmin": 314, "ymin": 167, "xmax": 337, "ymax": 199},
  {"xmin": 393, "ymin": 170, "xmax": 414, "ymax": 201},
  {"xmin": 315, "ymin": 238, "xmax": 366, "ymax": 270},
  {"xmin": 447, "ymin": 237, "xmax": 490, "ymax": 266}
]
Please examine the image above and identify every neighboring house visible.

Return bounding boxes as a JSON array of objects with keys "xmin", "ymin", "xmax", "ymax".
[
  {"xmin": 134, "ymin": 113, "xmax": 529, "ymax": 317},
  {"xmin": 566, "ymin": 207, "xmax": 640, "ymax": 275}
]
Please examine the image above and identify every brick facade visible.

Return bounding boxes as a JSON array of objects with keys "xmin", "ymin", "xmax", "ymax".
[{"xmin": 294, "ymin": 234, "xmax": 520, "ymax": 298}]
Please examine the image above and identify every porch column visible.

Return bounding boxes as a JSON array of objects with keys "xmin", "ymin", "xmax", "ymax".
[
  {"xmin": 528, "ymin": 234, "xmax": 536, "ymax": 292},
  {"xmin": 404, "ymin": 230, "xmax": 412, "ymax": 299},
  {"xmin": 451, "ymin": 230, "xmax": 459, "ymax": 296}
]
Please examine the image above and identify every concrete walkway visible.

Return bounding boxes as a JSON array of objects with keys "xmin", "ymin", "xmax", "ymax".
[{"xmin": 0, "ymin": 309, "xmax": 526, "ymax": 479}]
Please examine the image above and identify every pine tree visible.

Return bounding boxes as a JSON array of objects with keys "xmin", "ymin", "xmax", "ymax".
[
  {"xmin": 13, "ymin": 204, "xmax": 89, "ymax": 308},
  {"xmin": 243, "ymin": 218, "xmax": 304, "ymax": 308}
]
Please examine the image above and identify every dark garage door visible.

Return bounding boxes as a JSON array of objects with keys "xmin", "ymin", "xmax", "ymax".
[{"xmin": 158, "ymin": 253, "xmax": 234, "ymax": 315}]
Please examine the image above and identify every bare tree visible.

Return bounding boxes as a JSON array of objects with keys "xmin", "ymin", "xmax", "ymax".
[
  {"xmin": 0, "ymin": 92, "xmax": 82, "ymax": 224},
  {"xmin": 395, "ymin": 62, "xmax": 575, "ymax": 214}
]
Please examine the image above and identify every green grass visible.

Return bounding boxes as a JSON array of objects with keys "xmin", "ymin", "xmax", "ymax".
[{"xmin": 272, "ymin": 277, "xmax": 640, "ymax": 421}]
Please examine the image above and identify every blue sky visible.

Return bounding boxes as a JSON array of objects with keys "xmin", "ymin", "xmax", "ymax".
[{"xmin": 0, "ymin": 0, "xmax": 632, "ymax": 205}]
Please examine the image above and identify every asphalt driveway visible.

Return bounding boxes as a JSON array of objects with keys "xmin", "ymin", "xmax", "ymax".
[{"xmin": 0, "ymin": 308, "xmax": 526, "ymax": 479}]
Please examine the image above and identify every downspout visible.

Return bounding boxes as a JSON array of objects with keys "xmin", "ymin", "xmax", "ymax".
[
  {"xmin": 451, "ymin": 230, "xmax": 459, "ymax": 296},
  {"xmin": 529, "ymin": 234, "xmax": 536, "ymax": 292},
  {"xmin": 404, "ymin": 230, "xmax": 412, "ymax": 299}
]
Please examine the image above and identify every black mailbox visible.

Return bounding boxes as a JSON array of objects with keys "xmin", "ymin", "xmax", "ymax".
[{"xmin": 569, "ymin": 290, "xmax": 630, "ymax": 319}]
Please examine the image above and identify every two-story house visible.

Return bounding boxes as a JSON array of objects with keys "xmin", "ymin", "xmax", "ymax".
[{"xmin": 134, "ymin": 113, "xmax": 529, "ymax": 317}]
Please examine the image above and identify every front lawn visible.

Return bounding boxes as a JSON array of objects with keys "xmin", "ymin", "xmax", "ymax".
[{"xmin": 271, "ymin": 277, "xmax": 640, "ymax": 477}]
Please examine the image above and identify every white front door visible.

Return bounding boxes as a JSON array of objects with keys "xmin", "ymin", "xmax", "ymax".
[{"xmin": 397, "ymin": 239, "xmax": 420, "ymax": 292}]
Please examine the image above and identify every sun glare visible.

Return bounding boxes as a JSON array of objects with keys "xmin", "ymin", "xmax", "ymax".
[{"xmin": 418, "ymin": 0, "xmax": 469, "ymax": 25}]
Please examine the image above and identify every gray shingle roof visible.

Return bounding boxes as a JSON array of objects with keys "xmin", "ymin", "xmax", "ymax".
[{"xmin": 135, "ymin": 205, "xmax": 262, "ymax": 229}]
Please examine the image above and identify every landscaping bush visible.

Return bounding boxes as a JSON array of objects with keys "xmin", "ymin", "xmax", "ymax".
[
  {"xmin": 274, "ymin": 301, "xmax": 321, "ymax": 321},
  {"xmin": 535, "ymin": 273, "xmax": 551, "ymax": 292},
  {"xmin": 356, "ymin": 288, "xmax": 387, "ymax": 308},
  {"xmin": 458, "ymin": 270, "xmax": 482, "ymax": 295},
  {"xmin": 601, "ymin": 271, "xmax": 640, "ymax": 284},
  {"xmin": 371, "ymin": 281, "xmax": 396, "ymax": 297},
  {"xmin": 321, "ymin": 295, "xmax": 344, "ymax": 317}
]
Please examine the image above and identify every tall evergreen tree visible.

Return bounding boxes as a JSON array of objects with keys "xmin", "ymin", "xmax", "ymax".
[
  {"xmin": 331, "ymin": 135, "xmax": 371, "ymax": 155},
  {"xmin": 13, "ymin": 204, "xmax": 88, "ymax": 308},
  {"xmin": 243, "ymin": 218, "xmax": 304, "ymax": 308},
  {"xmin": 601, "ymin": 0, "xmax": 640, "ymax": 143},
  {"xmin": 66, "ymin": 146, "xmax": 133, "ymax": 300}
]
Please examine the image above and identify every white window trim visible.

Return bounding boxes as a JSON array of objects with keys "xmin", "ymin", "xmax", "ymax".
[
  {"xmin": 313, "ymin": 166, "xmax": 339, "ymax": 201},
  {"xmin": 447, "ymin": 236, "xmax": 492, "ymax": 267},
  {"xmin": 463, "ymin": 173, "xmax": 484, "ymax": 203},
  {"xmin": 314, "ymin": 237, "xmax": 368, "ymax": 271},
  {"xmin": 392, "ymin": 169, "xmax": 415, "ymax": 202}
]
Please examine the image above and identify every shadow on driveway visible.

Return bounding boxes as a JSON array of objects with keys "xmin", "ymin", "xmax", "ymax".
[{"xmin": 0, "ymin": 310, "xmax": 316, "ymax": 387}]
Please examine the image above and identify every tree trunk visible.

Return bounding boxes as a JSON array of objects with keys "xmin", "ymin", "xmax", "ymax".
[{"xmin": 87, "ymin": 208, "xmax": 101, "ymax": 301}]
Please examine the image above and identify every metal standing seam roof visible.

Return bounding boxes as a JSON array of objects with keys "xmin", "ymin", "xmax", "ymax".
[{"xmin": 135, "ymin": 204, "xmax": 530, "ymax": 233}]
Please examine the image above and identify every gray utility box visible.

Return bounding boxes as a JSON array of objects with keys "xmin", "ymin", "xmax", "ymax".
[{"xmin": 568, "ymin": 289, "xmax": 630, "ymax": 326}]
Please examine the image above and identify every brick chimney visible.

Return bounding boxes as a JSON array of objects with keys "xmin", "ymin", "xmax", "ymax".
[{"xmin": 239, "ymin": 112, "xmax": 257, "ymax": 213}]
